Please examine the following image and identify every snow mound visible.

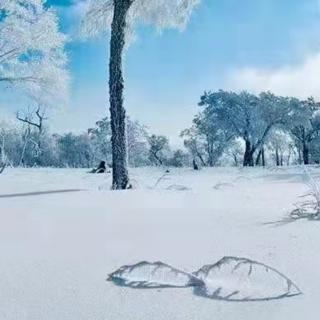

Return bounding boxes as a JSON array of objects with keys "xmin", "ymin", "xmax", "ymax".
[
  {"xmin": 166, "ymin": 184, "xmax": 190, "ymax": 191},
  {"xmin": 213, "ymin": 182, "xmax": 234, "ymax": 190},
  {"xmin": 108, "ymin": 261, "xmax": 203, "ymax": 288},
  {"xmin": 193, "ymin": 256, "xmax": 302, "ymax": 301},
  {"xmin": 108, "ymin": 258, "xmax": 301, "ymax": 302},
  {"xmin": 234, "ymin": 176, "xmax": 252, "ymax": 182}
]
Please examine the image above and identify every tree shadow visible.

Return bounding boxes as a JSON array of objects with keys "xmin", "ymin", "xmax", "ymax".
[
  {"xmin": 261, "ymin": 217, "xmax": 298, "ymax": 227},
  {"xmin": 0, "ymin": 189, "xmax": 83, "ymax": 198},
  {"xmin": 259, "ymin": 173, "xmax": 305, "ymax": 184},
  {"xmin": 262, "ymin": 214, "xmax": 320, "ymax": 227}
]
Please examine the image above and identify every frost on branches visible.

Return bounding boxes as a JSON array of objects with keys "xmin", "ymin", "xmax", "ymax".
[
  {"xmin": 0, "ymin": 0, "xmax": 69, "ymax": 106},
  {"xmin": 82, "ymin": 0, "xmax": 201, "ymax": 41},
  {"xmin": 82, "ymin": 0, "xmax": 200, "ymax": 189}
]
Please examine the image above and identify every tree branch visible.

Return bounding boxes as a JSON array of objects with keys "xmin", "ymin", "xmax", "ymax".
[
  {"xmin": 16, "ymin": 112, "xmax": 41, "ymax": 130},
  {"xmin": 0, "ymin": 76, "xmax": 40, "ymax": 83}
]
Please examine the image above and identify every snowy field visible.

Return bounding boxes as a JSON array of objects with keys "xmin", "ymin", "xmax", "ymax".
[{"xmin": 0, "ymin": 166, "xmax": 319, "ymax": 319}]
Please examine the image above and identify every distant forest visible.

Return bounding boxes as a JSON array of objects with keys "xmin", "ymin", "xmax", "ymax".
[{"xmin": 1, "ymin": 90, "xmax": 320, "ymax": 169}]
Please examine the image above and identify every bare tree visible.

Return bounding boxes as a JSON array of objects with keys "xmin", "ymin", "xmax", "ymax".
[{"xmin": 16, "ymin": 106, "xmax": 47, "ymax": 166}]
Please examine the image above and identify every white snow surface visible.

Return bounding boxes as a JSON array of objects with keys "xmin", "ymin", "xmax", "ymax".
[{"xmin": 0, "ymin": 166, "xmax": 318, "ymax": 319}]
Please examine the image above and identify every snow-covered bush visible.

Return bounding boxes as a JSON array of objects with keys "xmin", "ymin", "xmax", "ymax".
[{"xmin": 291, "ymin": 167, "xmax": 320, "ymax": 220}]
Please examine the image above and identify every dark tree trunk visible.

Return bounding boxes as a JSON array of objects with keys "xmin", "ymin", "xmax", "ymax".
[
  {"xmin": 298, "ymin": 146, "xmax": 302, "ymax": 165},
  {"xmin": 197, "ymin": 153, "xmax": 206, "ymax": 167},
  {"xmin": 255, "ymin": 149, "xmax": 262, "ymax": 166},
  {"xmin": 193, "ymin": 159, "xmax": 199, "ymax": 170},
  {"xmin": 275, "ymin": 148, "xmax": 280, "ymax": 166},
  {"xmin": 207, "ymin": 141, "xmax": 214, "ymax": 167},
  {"xmin": 261, "ymin": 147, "xmax": 265, "ymax": 167},
  {"xmin": 109, "ymin": 0, "xmax": 132, "ymax": 189},
  {"xmin": 208, "ymin": 156, "xmax": 214, "ymax": 167},
  {"xmin": 152, "ymin": 152, "xmax": 163, "ymax": 166},
  {"xmin": 255, "ymin": 147, "xmax": 266, "ymax": 167},
  {"xmin": 243, "ymin": 140, "xmax": 254, "ymax": 167},
  {"xmin": 302, "ymin": 143, "xmax": 309, "ymax": 165},
  {"xmin": 0, "ymin": 162, "xmax": 6, "ymax": 174}
]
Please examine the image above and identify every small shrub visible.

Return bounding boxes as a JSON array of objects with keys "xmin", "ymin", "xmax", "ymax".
[{"xmin": 290, "ymin": 167, "xmax": 320, "ymax": 220}]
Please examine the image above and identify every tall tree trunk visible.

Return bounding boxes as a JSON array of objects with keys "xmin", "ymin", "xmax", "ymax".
[
  {"xmin": 193, "ymin": 159, "xmax": 199, "ymax": 170},
  {"xmin": 233, "ymin": 153, "xmax": 238, "ymax": 167},
  {"xmin": 255, "ymin": 149, "xmax": 262, "ymax": 166},
  {"xmin": 208, "ymin": 157, "xmax": 214, "ymax": 167},
  {"xmin": 302, "ymin": 142, "xmax": 309, "ymax": 165},
  {"xmin": 109, "ymin": 0, "xmax": 132, "ymax": 189},
  {"xmin": 261, "ymin": 147, "xmax": 265, "ymax": 167},
  {"xmin": 275, "ymin": 148, "xmax": 280, "ymax": 166},
  {"xmin": 197, "ymin": 152, "xmax": 206, "ymax": 167},
  {"xmin": 206, "ymin": 140, "xmax": 214, "ymax": 167},
  {"xmin": 243, "ymin": 140, "xmax": 254, "ymax": 167},
  {"xmin": 298, "ymin": 146, "xmax": 302, "ymax": 165},
  {"xmin": 0, "ymin": 162, "xmax": 6, "ymax": 174},
  {"xmin": 152, "ymin": 152, "xmax": 163, "ymax": 166}
]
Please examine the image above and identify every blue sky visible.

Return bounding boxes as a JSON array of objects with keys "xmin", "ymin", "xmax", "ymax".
[{"xmin": 4, "ymin": 0, "xmax": 320, "ymax": 144}]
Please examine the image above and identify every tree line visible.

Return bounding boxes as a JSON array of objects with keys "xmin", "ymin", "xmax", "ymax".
[
  {"xmin": 0, "ymin": 111, "xmax": 189, "ymax": 169},
  {"xmin": 2, "ymin": 90, "xmax": 320, "ymax": 169}
]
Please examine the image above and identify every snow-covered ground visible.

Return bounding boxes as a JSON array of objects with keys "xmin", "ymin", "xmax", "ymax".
[{"xmin": 0, "ymin": 166, "xmax": 319, "ymax": 319}]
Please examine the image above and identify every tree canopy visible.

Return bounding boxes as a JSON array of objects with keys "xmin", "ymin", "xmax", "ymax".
[{"xmin": 0, "ymin": 0, "xmax": 69, "ymax": 106}]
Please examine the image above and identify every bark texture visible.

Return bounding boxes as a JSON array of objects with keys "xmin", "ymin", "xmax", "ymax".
[
  {"xmin": 109, "ymin": 0, "xmax": 133, "ymax": 189},
  {"xmin": 243, "ymin": 140, "xmax": 254, "ymax": 167},
  {"xmin": 302, "ymin": 143, "xmax": 309, "ymax": 165}
]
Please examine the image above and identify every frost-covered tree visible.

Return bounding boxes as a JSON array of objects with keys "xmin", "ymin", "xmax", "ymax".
[
  {"xmin": 180, "ymin": 127, "xmax": 206, "ymax": 167},
  {"xmin": 88, "ymin": 117, "xmax": 113, "ymax": 165},
  {"xmin": 194, "ymin": 110, "xmax": 234, "ymax": 166},
  {"xmin": 309, "ymin": 134, "xmax": 320, "ymax": 164},
  {"xmin": 126, "ymin": 119, "xmax": 149, "ymax": 167},
  {"xmin": 148, "ymin": 134, "xmax": 169, "ymax": 166},
  {"xmin": 83, "ymin": 0, "xmax": 200, "ymax": 189},
  {"xmin": 57, "ymin": 133, "xmax": 94, "ymax": 168},
  {"xmin": 168, "ymin": 149, "xmax": 189, "ymax": 167},
  {"xmin": 0, "ymin": 123, "xmax": 14, "ymax": 166},
  {"xmin": 0, "ymin": 0, "xmax": 69, "ymax": 105},
  {"xmin": 16, "ymin": 106, "xmax": 47, "ymax": 166},
  {"xmin": 288, "ymin": 98, "xmax": 320, "ymax": 165},
  {"xmin": 0, "ymin": 120, "xmax": 27, "ymax": 167},
  {"xmin": 267, "ymin": 130, "xmax": 295, "ymax": 166},
  {"xmin": 224, "ymin": 140, "xmax": 244, "ymax": 167},
  {"xmin": 199, "ymin": 91, "xmax": 294, "ymax": 166},
  {"xmin": 88, "ymin": 116, "xmax": 149, "ymax": 166}
]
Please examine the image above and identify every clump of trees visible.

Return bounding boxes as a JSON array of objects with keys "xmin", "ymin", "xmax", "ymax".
[
  {"xmin": 2, "ymin": 89, "xmax": 320, "ymax": 170},
  {"xmin": 0, "ymin": 113, "xmax": 189, "ymax": 169},
  {"xmin": 182, "ymin": 90, "xmax": 320, "ymax": 167}
]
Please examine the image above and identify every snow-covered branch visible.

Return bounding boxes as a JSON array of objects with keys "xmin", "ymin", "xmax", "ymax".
[{"xmin": 0, "ymin": 0, "xmax": 69, "ymax": 107}]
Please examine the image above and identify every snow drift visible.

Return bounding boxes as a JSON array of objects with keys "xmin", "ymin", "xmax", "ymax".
[{"xmin": 108, "ymin": 257, "xmax": 301, "ymax": 301}]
